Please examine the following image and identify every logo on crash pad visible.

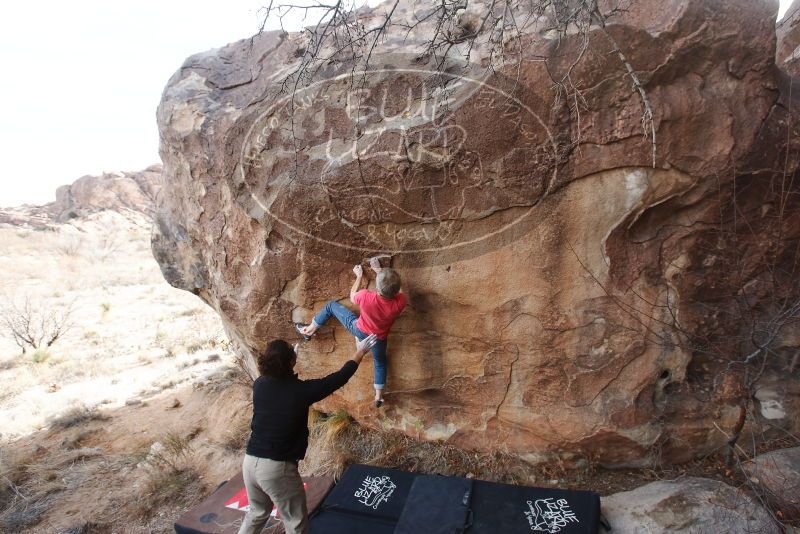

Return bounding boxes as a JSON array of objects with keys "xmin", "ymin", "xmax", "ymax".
[
  {"xmin": 524, "ymin": 498, "xmax": 579, "ymax": 533},
  {"xmin": 224, "ymin": 483, "xmax": 309, "ymax": 515},
  {"xmin": 354, "ymin": 475, "xmax": 396, "ymax": 510}
]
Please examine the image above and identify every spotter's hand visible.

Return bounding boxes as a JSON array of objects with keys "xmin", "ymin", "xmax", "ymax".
[{"xmin": 355, "ymin": 334, "xmax": 378, "ymax": 355}]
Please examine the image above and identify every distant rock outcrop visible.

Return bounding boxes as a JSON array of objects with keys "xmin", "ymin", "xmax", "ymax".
[
  {"xmin": 50, "ymin": 165, "xmax": 162, "ymax": 221},
  {"xmin": 153, "ymin": 0, "xmax": 800, "ymax": 466},
  {"xmin": 0, "ymin": 165, "xmax": 162, "ymax": 228}
]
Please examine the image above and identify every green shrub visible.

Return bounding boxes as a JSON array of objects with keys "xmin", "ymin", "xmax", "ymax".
[{"xmin": 31, "ymin": 349, "xmax": 50, "ymax": 363}]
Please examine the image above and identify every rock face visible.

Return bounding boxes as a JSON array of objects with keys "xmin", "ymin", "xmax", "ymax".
[
  {"xmin": 601, "ymin": 477, "xmax": 780, "ymax": 533},
  {"xmin": 153, "ymin": 0, "xmax": 800, "ymax": 465}
]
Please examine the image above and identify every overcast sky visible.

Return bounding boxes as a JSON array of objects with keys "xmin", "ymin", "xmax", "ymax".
[{"xmin": 0, "ymin": 0, "xmax": 795, "ymax": 207}]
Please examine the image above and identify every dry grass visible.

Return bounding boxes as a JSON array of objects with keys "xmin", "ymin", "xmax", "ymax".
[
  {"xmin": 302, "ymin": 409, "xmax": 535, "ymax": 484},
  {"xmin": 47, "ymin": 405, "xmax": 109, "ymax": 430},
  {"xmin": 134, "ymin": 468, "xmax": 205, "ymax": 521},
  {"xmin": 0, "ymin": 446, "xmax": 102, "ymax": 532},
  {"xmin": 55, "ymin": 521, "xmax": 112, "ymax": 534},
  {"xmin": 133, "ymin": 431, "xmax": 207, "ymax": 521},
  {"xmin": 218, "ymin": 411, "xmax": 251, "ymax": 453}
]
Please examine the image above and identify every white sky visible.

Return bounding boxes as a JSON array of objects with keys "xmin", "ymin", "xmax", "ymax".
[{"xmin": 0, "ymin": 0, "xmax": 796, "ymax": 207}]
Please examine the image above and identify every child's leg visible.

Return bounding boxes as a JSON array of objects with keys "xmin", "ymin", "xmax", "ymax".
[
  {"xmin": 371, "ymin": 339, "xmax": 388, "ymax": 401},
  {"xmin": 307, "ymin": 300, "xmax": 360, "ymax": 337}
]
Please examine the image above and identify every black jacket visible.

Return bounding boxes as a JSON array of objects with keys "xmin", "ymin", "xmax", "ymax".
[{"xmin": 245, "ymin": 360, "xmax": 358, "ymax": 461}]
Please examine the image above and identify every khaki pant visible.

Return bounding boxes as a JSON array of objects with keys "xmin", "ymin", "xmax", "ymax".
[{"xmin": 238, "ymin": 454, "xmax": 309, "ymax": 534}]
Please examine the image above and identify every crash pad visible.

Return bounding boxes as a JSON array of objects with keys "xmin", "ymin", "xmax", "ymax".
[{"xmin": 174, "ymin": 472, "xmax": 334, "ymax": 534}]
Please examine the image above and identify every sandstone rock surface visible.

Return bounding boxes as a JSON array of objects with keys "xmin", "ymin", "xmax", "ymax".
[
  {"xmin": 153, "ymin": 0, "xmax": 800, "ymax": 465},
  {"xmin": 744, "ymin": 446, "xmax": 800, "ymax": 515},
  {"xmin": 601, "ymin": 477, "xmax": 781, "ymax": 533}
]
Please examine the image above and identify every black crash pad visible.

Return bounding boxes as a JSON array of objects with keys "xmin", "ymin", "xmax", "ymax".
[{"xmin": 310, "ymin": 464, "xmax": 601, "ymax": 534}]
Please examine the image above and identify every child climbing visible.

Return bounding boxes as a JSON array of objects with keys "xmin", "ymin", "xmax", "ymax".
[{"xmin": 295, "ymin": 257, "xmax": 406, "ymax": 408}]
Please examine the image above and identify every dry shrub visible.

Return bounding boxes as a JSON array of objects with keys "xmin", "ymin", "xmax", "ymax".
[
  {"xmin": 219, "ymin": 412, "xmax": 251, "ymax": 452},
  {"xmin": 134, "ymin": 431, "xmax": 206, "ymax": 521},
  {"xmin": 302, "ymin": 410, "xmax": 533, "ymax": 484},
  {"xmin": 147, "ymin": 432, "xmax": 192, "ymax": 472},
  {"xmin": 56, "ymin": 521, "xmax": 112, "ymax": 534},
  {"xmin": 135, "ymin": 468, "xmax": 205, "ymax": 521},
  {"xmin": 47, "ymin": 405, "xmax": 109, "ymax": 430},
  {"xmin": 0, "ymin": 447, "xmax": 102, "ymax": 532}
]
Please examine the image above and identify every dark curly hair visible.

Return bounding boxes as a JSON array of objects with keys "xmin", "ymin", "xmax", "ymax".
[{"xmin": 256, "ymin": 340, "xmax": 296, "ymax": 379}]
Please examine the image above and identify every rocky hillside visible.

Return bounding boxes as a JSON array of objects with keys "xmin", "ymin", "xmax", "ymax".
[
  {"xmin": 152, "ymin": 0, "xmax": 800, "ymax": 467},
  {"xmin": 0, "ymin": 165, "xmax": 162, "ymax": 229}
]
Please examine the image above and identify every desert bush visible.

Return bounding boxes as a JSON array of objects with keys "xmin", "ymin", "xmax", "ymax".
[
  {"xmin": 56, "ymin": 522, "xmax": 112, "ymax": 534},
  {"xmin": 0, "ymin": 297, "xmax": 74, "ymax": 354},
  {"xmin": 134, "ymin": 431, "xmax": 205, "ymax": 520},
  {"xmin": 0, "ymin": 447, "xmax": 98, "ymax": 532},
  {"xmin": 219, "ymin": 411, "xmax": 251, "ymax": 452},
  {"xmin": 31, "ymin": 349, "xmax": 50, "ymax": 364},
  {"xmin": 0, "ymin": 494, "xmax": 54, "ymax": 532},
  {"xmin": 48, "ymin": 405, "xmax": 109, "ymax": 430},
  {"xmin": 92, "ymin": 222, "xmax": 124, "ymax": 263},
  {"xmin": 56, "ymin": 235, "xmax": 83, "ymax": 256},
  {"xmin": 146, "ymin": 432, "xmax": 193, "ymax": 472},
  {"xmin": 135, "ymin": 467, "xmax": 205, "ymax": 521}
]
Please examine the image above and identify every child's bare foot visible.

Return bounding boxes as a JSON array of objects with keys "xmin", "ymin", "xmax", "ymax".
[{"xmin": 374, "ymin": 390, "xmax": 384, "ymax": 408}]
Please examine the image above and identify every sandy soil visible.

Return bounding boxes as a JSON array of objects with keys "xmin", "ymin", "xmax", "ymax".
[
  {"xmin": 0, "ymin": 210, "xmax": 231, "ymax": 439},
  {"xmin": 0, "ymin": 208, "xmax": 255, "ymax": 533}
]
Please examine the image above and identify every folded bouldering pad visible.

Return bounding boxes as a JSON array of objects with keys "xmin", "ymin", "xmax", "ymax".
[{"xmin": 174, "ymin": 472, "xmax": 334, "ymax": 534}]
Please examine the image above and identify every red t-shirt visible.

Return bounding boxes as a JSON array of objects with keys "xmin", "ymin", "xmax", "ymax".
[{"xmin": 352, "ymin": 289, "xmax": 407, "ymax": 340}]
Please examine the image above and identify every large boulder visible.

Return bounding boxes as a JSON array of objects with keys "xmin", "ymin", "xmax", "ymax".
[
  {"xmin": 601, "ymin": 477, "xmax": 781, "ymax": 533},
  {"xmin": 744, "ymin": 446, "xmax": 800, "ymax": 515},
  {"xmin": 153, "ymin": 0, "xmax": 800, "ymax": 465}
]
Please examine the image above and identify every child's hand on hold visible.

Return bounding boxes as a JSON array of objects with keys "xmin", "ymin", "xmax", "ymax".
[
  {"xmin": 369, "ymin": 257, "xmax": 382, "ymax": 273},
  {"xmin": 353, "ymin": 264, "xmax": 363, "ymax": 277}
]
